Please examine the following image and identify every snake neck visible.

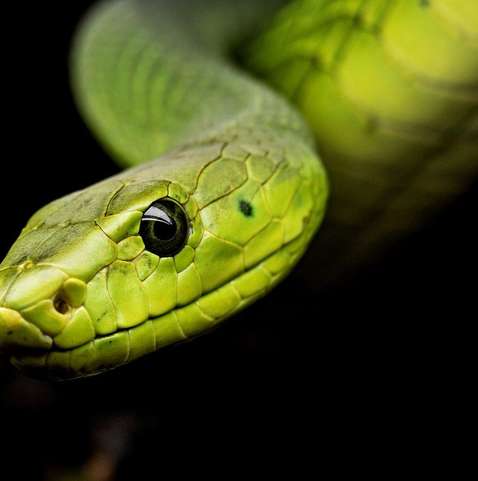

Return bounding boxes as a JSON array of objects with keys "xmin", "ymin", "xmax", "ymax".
[{"xmin": 72, "ymin": 0, "xmax": 311, "ymax": 168}]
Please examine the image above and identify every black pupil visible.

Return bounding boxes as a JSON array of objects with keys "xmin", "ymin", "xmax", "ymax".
[
  {"xmin": 140, "ymin": 199, "xmax": 188, "ymax": 257},
  {"xmin": 152, "ymin": 213, "xmax": 177, "ymax": 240}
]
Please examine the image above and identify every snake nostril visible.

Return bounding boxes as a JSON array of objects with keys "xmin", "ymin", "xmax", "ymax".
[{"xmin": 53, "ymin": 295, "xmax": 70, "ymax": 315}]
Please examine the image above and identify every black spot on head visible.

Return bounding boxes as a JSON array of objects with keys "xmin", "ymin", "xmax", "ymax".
[
  {"xmin": 239, "ymin": 199, "xmax": 253, "ymax": 217},
  {"xmin": 419, "ymin": 0, "xmax": 430, "ymax": 7}
]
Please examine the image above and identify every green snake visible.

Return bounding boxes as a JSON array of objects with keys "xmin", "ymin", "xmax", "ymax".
[{"xmin": 0, "ymin": 0, "xmax": 476, "ymax": 379}]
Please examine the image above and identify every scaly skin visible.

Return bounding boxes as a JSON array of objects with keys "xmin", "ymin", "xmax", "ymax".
[
  {"xmin": 0, "ymin": 0, "xmax": 476, "ymax": 379},
  {"xmin": 0, "ymin": 0, "xmax": 327, "ymax": 379},
  {"xmin": 247, "ymin": 0, "xmax": 478, "ymax": 281}
]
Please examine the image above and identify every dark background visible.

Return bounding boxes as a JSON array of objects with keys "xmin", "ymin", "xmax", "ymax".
[{"xmin": 1, "ymin": 2, "xmax": 476, "ymax": 479}]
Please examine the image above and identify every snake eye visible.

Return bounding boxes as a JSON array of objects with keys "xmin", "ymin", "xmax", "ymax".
[{"xmin": 139, "ymin": 199, "xmax": 189, "ymax": 257}]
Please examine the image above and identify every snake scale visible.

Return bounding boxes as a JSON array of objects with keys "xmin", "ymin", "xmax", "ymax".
[{"xmin": 0, "ymin": 0, "xmax": 476, "ymax": 379}]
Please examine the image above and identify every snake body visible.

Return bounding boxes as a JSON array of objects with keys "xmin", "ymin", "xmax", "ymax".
[
  {"xmin": 0, "ymin": 0, "xmax": 476, "ymax": 379},
  {"xmin": 249, "ymin": 0, "xmax": 478, "ymax": 281}
]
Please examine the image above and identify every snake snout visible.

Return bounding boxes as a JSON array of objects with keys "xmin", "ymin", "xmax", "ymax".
[
  {"xmin": 0, "ymin": 263, "xmax": 90, "ymax": 356},
  {"xmin": 0, "ymin": 307, "xmax": 52, "ymax": 352}
]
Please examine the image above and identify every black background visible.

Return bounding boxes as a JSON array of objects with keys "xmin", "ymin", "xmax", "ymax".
[{"xmin": 0, "ymin": 2, "xmax": 476, "ymax": 479}]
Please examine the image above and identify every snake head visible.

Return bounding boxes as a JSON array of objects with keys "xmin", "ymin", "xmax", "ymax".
[{"xmin": 0, "ymin": 141, "xmax": 327, "ymax": 379}]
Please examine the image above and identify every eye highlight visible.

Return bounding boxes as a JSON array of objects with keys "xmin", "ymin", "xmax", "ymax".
[{"xmin": 139, "ymin": 199, "xmax": 189, "ymax": 257}]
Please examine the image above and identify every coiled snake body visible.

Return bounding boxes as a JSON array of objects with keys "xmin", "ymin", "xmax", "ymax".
[{"xmin": 0, "ymin": 0, "xmax": 476, "ymax": 379}]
